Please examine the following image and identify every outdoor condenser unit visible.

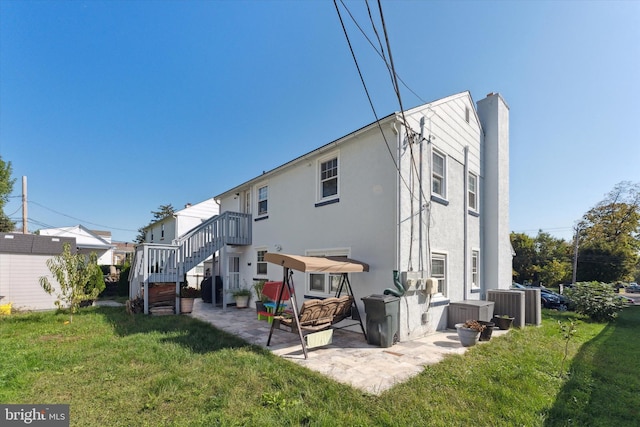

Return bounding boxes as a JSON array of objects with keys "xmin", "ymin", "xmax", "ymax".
[{"xmin": 487, "ymin": 290, "xmax": 525, "ymax": 328}]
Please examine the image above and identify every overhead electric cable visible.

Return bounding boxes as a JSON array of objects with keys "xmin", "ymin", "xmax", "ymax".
[
  {"xmin": 30, "ymin": 200, "xmax": 138, "ymax": 232},
  {"xmin": 333, "ymin": 0, "xmax": 412, "ymax": 195},
  {"xmin": 339, "ymin": 0, "xmax": 426, "ymax": 104}
]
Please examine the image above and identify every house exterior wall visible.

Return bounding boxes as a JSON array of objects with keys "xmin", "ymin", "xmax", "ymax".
[
  {"xmin": 396, "ymin": 93, "xmax": 483, "ymax": 337},
  {"xmin": 218, "ymin": 123, "xmax": 398, "ymax": 313},
  {"xmin": 215, "ymin": 91, "xmax": 510, "ymax": 341}
]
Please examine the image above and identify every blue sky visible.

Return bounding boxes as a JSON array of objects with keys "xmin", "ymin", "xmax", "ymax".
[{"xmin": 1, "ymin": 0, "xmax": 638, "ymax": 243}]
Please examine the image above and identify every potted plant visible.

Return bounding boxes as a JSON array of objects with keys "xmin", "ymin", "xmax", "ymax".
[
  {"xmin": 478, "ymin": 320, "xmax": 495, "ymax": 341},
  {"xmin": 230, "ymin": 287, "xmax": 251, "ymax": 308},
  {"xmin": 455, "ymin": 320, "xmax": 486, "ymax": 347},
  {"xmin": 253, "ymin": 280, "xmax": 268, "ymax": 315},
  {"xmin": 493, "ymin": 314, "xmax": 514, "ymax": 330},
  {"xmin": 179, "ymin": 285, "xmax": 201, "ymax": 314}
]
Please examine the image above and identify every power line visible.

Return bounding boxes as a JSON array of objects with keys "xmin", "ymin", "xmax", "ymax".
[{"xmin": 29, "ymin": 200, "xmax": 138, "ymax": 232}]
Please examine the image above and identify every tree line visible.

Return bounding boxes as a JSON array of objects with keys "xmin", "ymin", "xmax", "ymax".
[{"xmin": 512, "ymin": 181, "xmax": 640, "ymax": 285}]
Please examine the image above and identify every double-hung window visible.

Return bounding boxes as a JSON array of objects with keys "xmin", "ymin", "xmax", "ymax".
[
  {"xmin": 320, "ymin": 156, "xmax": 338, "ymax": 200},
  {"xmin": 256, "ymin": 250, "xmax": 267, "ymax": 275},
  {"xmin": 432, "ymin": 151, "xmax": 446, "ymax": 198},
  {"xmin": 471, "ymin": 250, "xmax": 479, "ymax": 289},
  {"xmin": 468, "ymin": 173, "xmax": 478, "ymax": 211},
  {"xmin": 431, "ymin": 253, "xmax": 447, "ymax": 296},
  {"xmin": 257, "ymin": 185, "xmax": 268, "ymax": 216}
]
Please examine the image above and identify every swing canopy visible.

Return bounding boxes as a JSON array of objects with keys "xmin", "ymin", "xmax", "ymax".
[{"xmin": 264, "ymin": 252, "xmax": 369, "ymax": 273}]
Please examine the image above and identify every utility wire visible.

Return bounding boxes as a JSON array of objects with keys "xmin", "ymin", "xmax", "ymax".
[
  {"xmin": 333, "ymin": 0, "xmax": 412, "ymax": 196},
  {"xmin": 339, "ymin": 0, "xmax": 426, "ymax": 104},
  {"xmin": 29, "ymin": 200, "xmax": 138, "ymax": 232}
]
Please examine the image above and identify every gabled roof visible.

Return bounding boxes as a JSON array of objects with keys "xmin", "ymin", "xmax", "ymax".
[
  {"xmin": 215, "ymin": 91, "xmax": 477, "ymax": 199},
  {"xmin": 38, "ymin": 225, "xmax": 114, "ymax": 250}
]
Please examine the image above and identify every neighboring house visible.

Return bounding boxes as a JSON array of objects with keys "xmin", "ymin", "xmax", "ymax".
[
  {"xmin": 111, "ymin": 241, "xmax": 135, "ymax": 266},
  {"xmin": 130, "ymin": 91, "xmax": 512, "ymax": 341},
  {"xmin": 143, "ymin": 199, "xmax": 219, "ymax": 244},
  {"xmin": 142, "ymin": 198, "xmax": 220, "ymax": 287},
  {"xmin": 0, "ymin": 232, "xmax": 76, "ymax": 311},
  {"xmin": 38, "ymin": 225, "xmax": 114, "ymax": 265}
]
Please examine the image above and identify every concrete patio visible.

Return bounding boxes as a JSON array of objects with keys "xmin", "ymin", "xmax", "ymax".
[{"xmin": 189, "ymin": 299, "xmax": 508, "ymax": 395}]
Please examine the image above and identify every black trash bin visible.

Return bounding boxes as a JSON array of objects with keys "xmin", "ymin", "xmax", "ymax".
[{"xmin": 361, "ymin": 294, "xmax": 400, "ymax": 348}]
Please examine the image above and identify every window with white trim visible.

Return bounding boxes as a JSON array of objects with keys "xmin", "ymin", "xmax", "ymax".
[
  {"xmin": 431, "ymin": 253, "xmax": 447, "ymax": 295},
  {"xmin": 256, "ymin": 249, "xmax": 267, "ymax": 275},
  {"xmin": 471, "ymin": 250, "xmax": 479, "ymax": 288},
  {"xmin": 161, "ymin": 224, "xmax": 165, "ymax": 239},
  {"xmin": 319, "ymin": 156, "xmax": 338, "ymax": 200},
  {"xmin": 468, "ymin": 173, "xmax": 478, "ymax": 210},
  {"xmin": 306, "ymin": 249, "xmax": 348, "ymax": 295},
  {"xmin": 257, "ymin": 185, "xmax": 268, "ymax": 216},
  {"xmin": 432, "ymin": 151, "xmax": 446, "ymax": 198}
]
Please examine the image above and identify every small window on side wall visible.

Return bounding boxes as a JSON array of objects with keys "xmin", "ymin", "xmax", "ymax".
[
  {"xmin": 431, "ymin": 253, "xmax": 447, "ymax": 296},
  {"xmin": 319, "ymin": 156, "xmax": 338, "ymax": 199},
  {"xmin": 432, "ymin": 151, "xmax": 446, "ymax": 198},
  {"xmin": 468, "ymin": 173, "xmax": 478, "ymax": 211}
]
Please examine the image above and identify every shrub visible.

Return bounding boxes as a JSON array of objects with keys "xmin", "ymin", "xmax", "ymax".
[
  {"xmin": 117, "ymin": 265, "xmax": 130, "ymax": 297},
  {"xmin": 565, "ymin": 281, "xmax": 626, "ymax": 322}
]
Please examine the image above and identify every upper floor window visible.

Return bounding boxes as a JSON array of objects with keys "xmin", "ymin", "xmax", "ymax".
[
  {"xmin": 256, "ymin": 249, "xmax": 267, "ymax": 275},
  {"xmin": 257, "ymin": 185, "xmax": 268, "ymax": 216},
  {"xmin": 320, "ymin": 156, "xmax": 338, "ymax": 199},
  {"xmin": 431, "ymin": 253, "xmax": 447, "ymax": 296},
  {"xmin": 161, "ymin": 224, "xmax": 165, "ymax": 239},
  {"xmin": 468, "ymin": 173, "xmax": 478, "ymax": 210},
  {"xmin": 432, "ymin": 151, "xmax": 446, "ymax": 198}
]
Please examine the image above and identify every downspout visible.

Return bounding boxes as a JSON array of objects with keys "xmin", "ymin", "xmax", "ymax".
[
  {"xmin": 385, "ymin": 270, "xmax": 406, "ymax": 297},
  {"xmin": 463, "ymin": 146, "xmax": 469, "ymax": 297},
  {"xmin": 387, "ymin": 121, "xmax": 406, "ymax": 298},
  {"xmin": 393, "ymin": 121, "xmax": 402, "ymax": 278}
]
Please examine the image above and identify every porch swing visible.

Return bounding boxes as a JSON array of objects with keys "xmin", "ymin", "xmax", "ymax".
[{"xmin": 264, "ymin": 252, "xmax": 369, "ymax": 359}]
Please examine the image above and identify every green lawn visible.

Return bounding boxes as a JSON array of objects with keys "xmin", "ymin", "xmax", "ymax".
[{"xmin": 1, "ymin": 305, "xmax": 639, "ymax": 426}]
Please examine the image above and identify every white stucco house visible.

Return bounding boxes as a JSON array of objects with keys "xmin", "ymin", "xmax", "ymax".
[
  {"xmin": 130, "ymin": 91, "xmax": 511, "ymax": 341},
  {"xmin": 38, "ymin": 225, "xmax": 114, "ymax": 265},
  {"xmin": 213, "ymin": 91, "xmax": 510, "ymax": 339}
]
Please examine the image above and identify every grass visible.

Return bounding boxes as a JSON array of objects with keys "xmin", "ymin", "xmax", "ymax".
[{"xmin": 1, "ymin": 305, "xmax": 639, "ymax": 426}]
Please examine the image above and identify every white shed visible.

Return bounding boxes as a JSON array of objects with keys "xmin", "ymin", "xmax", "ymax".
[{"xmin": 0, "ymin": 233, "xmax": 76, "ymax": 311}]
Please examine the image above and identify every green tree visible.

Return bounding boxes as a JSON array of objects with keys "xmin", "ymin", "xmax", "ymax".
[
  {"xmin": 577, "ymin": 181, "xmax": 640, "ymax": 282},
  {"xmin": 0, "ymin": 155, "xmax": 16, "ymax": 232},
  {"xmin": 135, "ymin": 204, "xmax": 176, "ymax": 244},
  {"xmin": 511, "ymin": 232, "xmax": 537, "ymax": 283},
  {"xmin": 511, "ymin": 231, "xmax": 572, "ymax": 285},
  {"xmin": 39, "ymin": 243, "xmax": 105, "ymax": 322}
]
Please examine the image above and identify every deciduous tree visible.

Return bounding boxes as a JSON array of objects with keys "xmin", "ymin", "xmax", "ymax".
[
  {"xmin": 39, "ymin": 243, "xmax": 105, "ymax": 322},
  {"xmin": 577, "ymin": 181, "xmax": 640, "ymax": 282},
  {"xmin": 0, "ymin": 155, "xmax": 16, "ymax": 232}
]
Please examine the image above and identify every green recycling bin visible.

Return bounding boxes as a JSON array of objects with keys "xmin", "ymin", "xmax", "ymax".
[{"xmin": 362, "ymin": 294, "xmax": 400, "ymax": 348}]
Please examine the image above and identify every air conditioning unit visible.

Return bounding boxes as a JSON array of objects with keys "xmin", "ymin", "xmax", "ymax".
[{"xmin": 487, "ymin": 290, "xmax": 525, "ymax": 328}]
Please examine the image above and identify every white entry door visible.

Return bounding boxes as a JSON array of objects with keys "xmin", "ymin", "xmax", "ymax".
[{"xmin": 228, "ymin": 256, "xmax": 240, "ymax": 292}]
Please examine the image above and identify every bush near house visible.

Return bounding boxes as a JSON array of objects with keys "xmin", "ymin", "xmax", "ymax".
[{"xmin": 565, "ymin": 281, "xmax": 627, "ymax": 321}]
